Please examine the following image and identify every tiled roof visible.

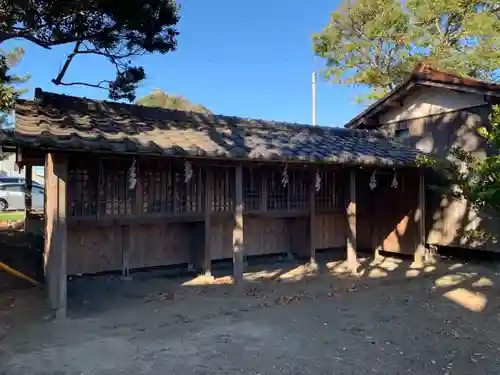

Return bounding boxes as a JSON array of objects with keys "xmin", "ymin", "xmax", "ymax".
[
  {"xmin": 8, "ymin": 89, "xmax": 423, "ymax": 167},
  {"xmin": 413, "ymin": 63, "xmax": 500, "ymax": 92}
]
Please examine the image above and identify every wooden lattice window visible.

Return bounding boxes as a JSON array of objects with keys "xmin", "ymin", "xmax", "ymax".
[
  {"xmin": 211, "ymin": 166, "xmax": 235, "ymax": 212},
  {"xmin": 68, "ymin": 161, "xmax": 98, "ymax": 218},
  {"xmin": 140, "ymin": 163, "xmax": 174, "ymax": 214},
  {"xmin": 267, "ymin": 168, "xmax": 288, "ymax": 210},
  {"xmin": 98, "ymin": 160, "xmax": 133, "ymax": 216},
  {"xmin": 288, "ymin": 169, "xmax": 309, "ymax": 210},
  {"xmin": 173, "ymin": 162, "xmax": 202, "ymax": 214},
  {"xmin": 243, "ymin": 167, "xmax": 262, "ymax": 212},
  {"xmin": 315, "ymin": 170, "xmax": 343, "ymax": 211}
]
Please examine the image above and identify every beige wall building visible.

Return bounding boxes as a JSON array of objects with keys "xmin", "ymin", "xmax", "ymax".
[
  {"xmin": 0, "ymin": 153, "xmax": 44, "ymax": 185},
  {"xmin": 345, "ymin": 63, "xmax": 500, "ymax": 252}
]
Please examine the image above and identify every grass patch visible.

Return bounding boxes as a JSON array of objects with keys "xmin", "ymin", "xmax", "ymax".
[{"xmin": 0, "ymin": 211, "xmax": 25, "ymax": 221}]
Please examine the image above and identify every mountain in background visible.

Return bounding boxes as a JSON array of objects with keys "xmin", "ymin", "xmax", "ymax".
[{"xmin": 136, "ymin": 89, "xmax": 212, "ymax": 114}]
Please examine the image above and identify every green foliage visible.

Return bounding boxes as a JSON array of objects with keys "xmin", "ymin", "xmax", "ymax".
[
  {"xmin": 0, "ymin": 0, "xmax": 180, "ymax": 101},
  {"xmin": 0, "ymin": 47, "xmax": 29, "ymax": 128},
  {"xmin": 313, "ymin": 0, "xmax": 500, "ymax": 102},
  {"xmin": 417, "ymin": 105, "xmax": 500, "ymax": 243},
  {"xmin": 418, "ymin": 105, "xmax": 500, "ymax": 213},
  {"xmin": 137, "ymin": 89, "xmax": 212, "ymax": 114}
]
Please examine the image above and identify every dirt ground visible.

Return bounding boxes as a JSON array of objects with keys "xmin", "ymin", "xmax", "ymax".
[
  {"xmin": 0, "ymin": 229, "xmax": 44, "ymax": 291},
  {"xmin": 1, "ymin": 252, "xmax": 500, "ymax": 375}
]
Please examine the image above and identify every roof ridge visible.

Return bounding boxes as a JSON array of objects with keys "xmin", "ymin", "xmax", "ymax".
[
  {"xmin": 411, "ymin": 62, "xmax": 499, "ymax": 87},
  {"xmin": 346, "ymin": 62, "xmax": 500, "ymax": 129},
  {"xmin": 33, "ymin": 88, "xmax": 316, "ymax": 127},
  {"xmin": 30, "ymin": 89, "xmax": 389, "ymax": 140}
]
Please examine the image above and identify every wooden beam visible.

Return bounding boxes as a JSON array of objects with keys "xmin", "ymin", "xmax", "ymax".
[
  {"xmin": 19, "ymin": 147, "xmax": 46, "ymax": 166},
  {"xmin": 347, "ymin": 169, "xmax": 358, "ymax": 272},
  {"xmin": 24, "ymin": 166, "xmax": 35, "ymax": 235},
  {"xmin": 96, "ymin": 158, "xmax": 102, "ymax": 220},
  {"xmin": 414, "ymin": 169, "xmax": 427, "ymax": 265},
  {"xmin": 309, "ymin": 170, "xmax": 317, "ymax": 266},
  {"xmin": 133, "ymin": 172, "xmax": 143, "ymax": 215},
  {"xmin": 25, "ymin": 166, "xmax": 32, "ymax": 212},
  {"xmin": 233, "ymin": 164, "xmax": 244, "ymax": 284},
  {"xmin": 121, "ymin": 225, "xmax": 130, "ymax": 278},
  {"xmin": 203, "ymin": 169, "xmax": 213, "ymax": 276},
  {"xmin": 261, "ymin": 170, "xmax": 268, "ymax": 212},
  {"xmin": 15, "ymin": 148, "xmax": 23, "ymax": 170},
  {"xmin": 58, "ymin": 162, "xmax": 67, "ymax": 318},
  {"xmin": 44, "ymin": 153, "xmax": 68, "ymax": 319}
]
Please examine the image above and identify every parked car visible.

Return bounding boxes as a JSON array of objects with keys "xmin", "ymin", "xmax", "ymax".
[
  {"xmin": 0, "ymin": 183, "xmax": 44, "ymax": 211},
  {"xmin": 0, "ymin": 177, "xmax": 43, "ymax": 188}
]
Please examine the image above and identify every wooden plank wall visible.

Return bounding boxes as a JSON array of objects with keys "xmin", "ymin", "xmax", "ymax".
[
  {"xmin": 314, "ymin": 213, "xmax": 347, "ymax": 249},
  {"xmin": 356, "ymin": 169, "xmax": 420, "ymax": 255},
  {"xmin": 64, "ymin": 155, "xmax": 422, "ymax": 275},
  {"xmin": 67, "ymin": 226, "xmax": 122, "ymax": 274},
  {"xmin": 244, "ymin": 217, "xmax": 291, "ymax": 256},
  {"xmin": 128, "ymin": 224, "xmax": 192, "ymax": 268}
]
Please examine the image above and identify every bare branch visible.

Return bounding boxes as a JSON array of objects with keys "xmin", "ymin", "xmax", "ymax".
[
  {"xmin": 75, "ymin": 49, "xmax": 141, "ymax": 60},
  {"xmin": 52, "ymin": 80, "xmax": 111, "ymax": 89},
  {"xmin": 52, "ymin": 41, "xmax": 82, "ymax": 85}
]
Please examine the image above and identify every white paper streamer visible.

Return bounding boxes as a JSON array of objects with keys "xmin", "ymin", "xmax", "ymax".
[
  {"xmin": 369, "ymin": 170, "xmax": 377, "ymax": 191},
  {"xmin": 281, "ymin": 164, "xmax": 289, "ymax": 187},
  {"xmin": 128, "ymin": 158, "xmax": 137, "ymax": 190},
  {"xmin": 184, "ymin": 160, "xmax": 193, "ymax": 183},
  {"xmin": 315, "ymin": 170, "xmax": 321, "ymax": 192},
  {"xmin": 391, "ymin": 172, "xmax": 398, "ymax": 189}
]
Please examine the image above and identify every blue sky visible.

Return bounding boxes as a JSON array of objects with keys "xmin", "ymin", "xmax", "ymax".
[{"xmin": 3, "ymin": 0, "xmax": 368, "ymax": 127}]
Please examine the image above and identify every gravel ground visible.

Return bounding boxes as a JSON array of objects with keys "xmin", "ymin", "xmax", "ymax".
[{"xmin": 1, "ymin": 254, "xmax": 500, "ymax": 375}]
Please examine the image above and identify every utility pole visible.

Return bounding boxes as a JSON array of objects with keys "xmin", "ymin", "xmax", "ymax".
[{"xmin": 312, "ymin": 56, "xmax": 317, "ymax": 127}]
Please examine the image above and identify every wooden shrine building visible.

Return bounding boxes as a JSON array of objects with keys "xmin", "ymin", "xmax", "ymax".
[{"xmin": 1, "ymin": 89, "xmax": 427, "ymax": 318}]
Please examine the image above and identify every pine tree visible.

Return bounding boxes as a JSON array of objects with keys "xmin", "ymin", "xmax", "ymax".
[
  {"xmin": 313, "ymin": 0, "xmax": 500, "ymax": 102},
  {"xmin": 0, "ymin": 47, "xmax": 29, "ymax": 129}
]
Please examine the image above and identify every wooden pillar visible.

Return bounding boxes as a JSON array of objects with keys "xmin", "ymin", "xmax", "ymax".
[
  {"xmin": 44, "ymin": 153, "xmax": 68, "ymax": 319},
  {"xmin": 309, "ymin": 170, "xmax": 317, "ymax": 267},
  {"xmin": 414, "ymin": 169, "xmax": 427, "ymax": 264},
  {"xmin": 25, "ymin": 166, "xmax": 32, "ymax": 211},
  {"xmin": 24, "ymin": 166, "xmax": 34, "ymax": 234},
  {"xmin": 233, "ymin": 164, "xmax": 244, "ymax": 284},
  {"xmin": 203, "ymin": 169, "xmax": 213, "ymax": 276},
  {"xmin": 121, "ymin": 225, "xmax": 131, "ymax": 278},
  {"xmin": 261, "ymin": 170, "xmax": 268, "ymax": 212},
  {"xmin": 121, "ymin": 164, "xmax": 141, "ymax": 279},
  {"xmin": 347, "ymin": 169, "xmax": 358, "ymax": 272}
]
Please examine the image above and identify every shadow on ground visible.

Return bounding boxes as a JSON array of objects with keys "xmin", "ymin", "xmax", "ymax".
[
  {"xmin": 60, "ymin": 248, "xmax": 500, "ymax": 318},
  {"xmin": 1, "ymin": 249, "xmax": 500, "ymax": 375}
]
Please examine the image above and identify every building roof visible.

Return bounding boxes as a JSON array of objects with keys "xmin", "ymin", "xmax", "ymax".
[
  {"xmin": 5, "ymin": 89, "xmax": 424, "ymax": 167},
  {"xmin": 345, "ymin": 63, "xmax": 500, "ymax": 129}
]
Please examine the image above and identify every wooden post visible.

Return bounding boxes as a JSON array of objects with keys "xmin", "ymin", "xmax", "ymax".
[
  {"xmin": 121, "ymin": 225, "xmax": 130, "ymax": 278},
  {"xmin": 414, "ymin": 169, "xmax": 427, "ymax": 265},
  {"xmin": 347, "ymin": 169, "xmax": 358, "ymax": 272},
  {"xmin": 309, "ymin": 170, "xmax": 317, "ymax": 267},
  {"xmin": 24, "ymin": 166, "xmax": 33, "ymax": 234},
  {"xmin": 44, "ymin": 153, "xmax": 68, "ymax": 319},
  {"xmin": 261, "ymin": 170, "xmax": 268, "ymax": 212},
  {"xmin": 203, "ymin": 169, "xmax": 212, "ymax": 277},
  {"xmin": 25, "ymin": 166, "xmax": 32, "ymax": 211},
  {"xmin": 233, "ymin": 164, "xmax": 244, "ymax": 284},
  {"xmin": 96, "ymin": 158, "xmax": 102, "ymax": 220},
  {"xmin": 133, "ymin": 174, "xmax": 143, "ymax": 215}
]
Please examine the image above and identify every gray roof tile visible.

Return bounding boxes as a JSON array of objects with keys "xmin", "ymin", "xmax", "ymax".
[{"xmin": 6, "ymin": 89, "xmax": 424, "ymax": 167}]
